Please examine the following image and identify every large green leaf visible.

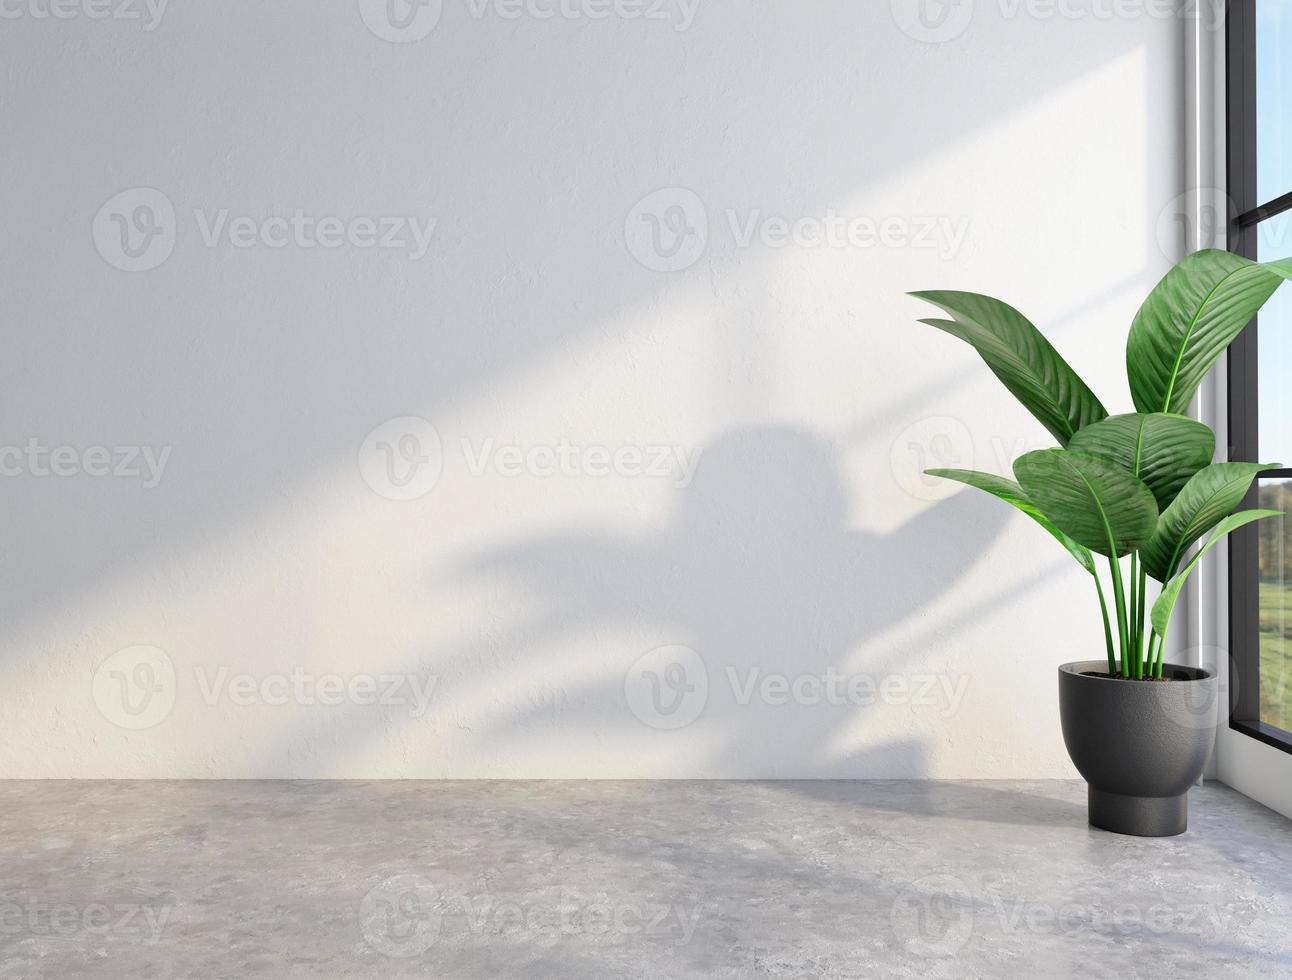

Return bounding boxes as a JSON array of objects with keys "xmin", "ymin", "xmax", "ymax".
[
  {"xmin": 911, "ymin": 291, "xmax": 1107, "ymax": 444},
  {"xmin": 925, "ymin": 468, "xmax": 1095, "ymax": 574},
  {"xmin": 1066, "ymin": 412, "xmax": 1214, "ymax": 511},
  {"xmin": 1151, "ymin": 510, "xmax": 1283, "ymax": 635},
  {"xmin": 1013, "ymin": 449, "xmax": 1159, "ymax": 558},
  {"xmin": 1127, "ymin": 250, "xmax": 1292, "ymax": 415},
  {"xmin": 1140, "ymin": 461, "xmax": 1280, "ymax": 581}
]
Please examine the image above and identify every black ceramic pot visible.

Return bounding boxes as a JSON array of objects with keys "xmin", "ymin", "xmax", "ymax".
[{"xmin": 1058, "ymin": 661, "xmax": 1217, "ymax": 837}]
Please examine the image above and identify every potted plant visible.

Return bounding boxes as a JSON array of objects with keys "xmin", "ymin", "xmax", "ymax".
[{"xmin": 913, "ymin": 249, "xmax": 1292, "ymax": 837}]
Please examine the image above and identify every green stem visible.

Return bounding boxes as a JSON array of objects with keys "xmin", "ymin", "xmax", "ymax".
[
  {"xmin": 1128, "ymin": 555, "xmax": 1140, "ymax": 679},
  {"xmin": 1108, "ymin": 555, "xmax": 1129, "ymax": 678},
  {"xmin": 1135, "ymin": 560, "xmax": 1148, "ymax": 679},
  {"xmin": 1146, "ymin": 632, "xmax": 1160, "ymax": 679},
  {"xmin": 1094, "ymin": 571, "xmax": 1115, "ymax": 675}
]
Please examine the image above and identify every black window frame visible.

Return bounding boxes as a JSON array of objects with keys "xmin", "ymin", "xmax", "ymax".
[{"xmin": 1227, "ymin": 0, "xmax": 1292, "ymax": 754}]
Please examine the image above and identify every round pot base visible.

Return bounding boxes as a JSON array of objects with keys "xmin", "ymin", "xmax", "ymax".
[
  {"xmin": 1059, "ymin": 661, "xmax": 1216, "ymax": 839},
  {"xmin": 1088, "ymin": 787, "xmax": 1187, "ymax": 837}
]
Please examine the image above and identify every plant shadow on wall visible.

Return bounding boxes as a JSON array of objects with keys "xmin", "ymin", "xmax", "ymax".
[
  {"xmin": 428, "ymin": 424, "xmax": 1049, "ymax": 777},
  {"xmin": 0, "ymin": 4, "xmax": 1171, "ymax": 643}
]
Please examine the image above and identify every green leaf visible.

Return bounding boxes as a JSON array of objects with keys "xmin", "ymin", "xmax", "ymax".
[
  {"xmin": 912, "ymin": 291, "xmax": 1107, "ymax": 444},
  {"xmin": 1140, "ymin": 461, "xmax": 1281, "ymax": 581},
  {"xmin": 1013, "ymin": 449, "xmax": 1159, "ymax": 558},
  {"xmin": 925, "ymin": 468, "xmax": 1096, "ymax": 574},
  {"xmin": 1127, "ymin": 250, "xmax": 1292, "ymax": 415},
  {"xmin": 1151, "ymin": 510, "xmax": 1284, "ymax": 635},
  {"xmin": 1066, "ymin": 412, "xmax": 1214, "ymax": 511}
]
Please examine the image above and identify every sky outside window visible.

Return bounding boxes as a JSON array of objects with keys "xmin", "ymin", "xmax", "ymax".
[{"xmin": 1257, "ymin": 0, "xmax": 1292, "ymax": 463}]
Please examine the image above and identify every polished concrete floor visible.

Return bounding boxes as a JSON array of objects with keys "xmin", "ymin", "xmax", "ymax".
[{"xmin": 0, "ymin": 780, "xmax": 1290, "ymax": 978}]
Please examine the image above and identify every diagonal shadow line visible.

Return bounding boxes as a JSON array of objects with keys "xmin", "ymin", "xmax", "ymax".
[
  {"xmin": 230, "ymin": 426, "xmax": 1081, "ymax": 777},
  {"xmin": 0, "ymin": 7, "xmax": 1165, "ymax": 650}
]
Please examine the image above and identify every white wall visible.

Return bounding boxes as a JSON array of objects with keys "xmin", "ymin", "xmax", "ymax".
[{"xmin": 0, "ymin": 1, "xmax": 1186, "ymax": 778}]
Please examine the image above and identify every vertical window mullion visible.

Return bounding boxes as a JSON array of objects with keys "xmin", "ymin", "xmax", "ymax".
[{"xmin": 1228, "ymin": 0, "xmax": 1266, "ymax": 737}]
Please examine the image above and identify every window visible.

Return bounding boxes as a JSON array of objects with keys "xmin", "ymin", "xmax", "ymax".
[{"xmin": 1228, "ymin": 0, "xmax": 1292, "ymax": 752}]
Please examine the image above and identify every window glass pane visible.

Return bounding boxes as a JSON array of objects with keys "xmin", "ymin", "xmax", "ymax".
[
  {"xmin": 1258, "ymin": 214, "xmax": 1292, "ymax": 461},
  {"xmin": 1258, "ymin": 0, "xmax": 1292, "ymax": 203},
  {"xmin": 1259, "ymin": 480, "xmax": 1292, "ymax": 733}
]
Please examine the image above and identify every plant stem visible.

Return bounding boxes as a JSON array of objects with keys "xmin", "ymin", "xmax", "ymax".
[
  {"xmin": 1108, "ymin": 555, "xmax": 1129, "ymax": 678},
  {"xmin": 1094, "ymin": 572, "xmax": 1115, "ymax": 675},
  {"xmin": 1135, "ymin": 560, "xmax": 1148, "ymax": 679},
  {"xmin": 1128, "ymin": 554, "xmax": 1140, "ymax": 679},
  {"xmin": 1146, "ymin": 632, "xmax": 1161, "ymax": 679}
]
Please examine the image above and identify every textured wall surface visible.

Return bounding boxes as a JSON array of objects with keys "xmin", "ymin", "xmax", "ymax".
[{"xmin": 0, "ymin": 1, "xmax": 1185, "ymax": 777}]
